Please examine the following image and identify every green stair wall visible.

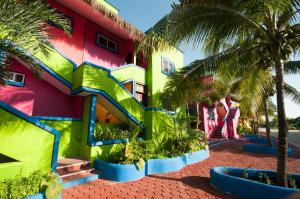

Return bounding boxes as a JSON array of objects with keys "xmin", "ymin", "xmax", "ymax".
[{"xmin": 0, "ymin": 104, "xmax": 59, "ymax": 180}]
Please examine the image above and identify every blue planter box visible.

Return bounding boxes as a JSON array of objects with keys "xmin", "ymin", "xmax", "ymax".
[
  {"xmin": 94, "ymin": 159, "xmax": 146, "ymax": 182},
  {"xmin": 23, "ymin": 193, "xmax": 61, "ymax": 199},
  {"xmin": 243, "ymin": 144, "xmax": 294, "ymax": 156},
  {"xmin": 210, "ymin": 167, "xmax": 300, "ymax": 199},
  {"xmin": 95, "ymin": 148, "xmax": 209, "ymax": 182},
  {"xmin": 245, "ymin": 134, "xmax": 277, "ymax": 145},
  {"xmin": 146, "ymin": 156, "xmax": 186, "ymax": 175}
]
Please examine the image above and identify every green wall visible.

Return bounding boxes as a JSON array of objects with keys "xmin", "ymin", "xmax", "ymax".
[
  {"xmin": 111, "ymin": 65, "xmax": 146, "ymax": 85},
  {"xmin": 42, "ymin": 120, "xmax": 83, "ymax": 158},
  {"xmin": 73, "ymin": 64, "xmax": 145, "ymax": 122},
  {"xmin": 33, "ymin": 48, "xmax": 74, "ymax": 84},
  {"xmin": 148, "ymin": 48, "xmax": 184, "ymax": 107},
  {"xmin": 0, "ymin": 109, "xmax": 54, "ymax": 179}
]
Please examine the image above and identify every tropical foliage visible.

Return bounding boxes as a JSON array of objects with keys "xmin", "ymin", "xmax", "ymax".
[
  {"xmin": 0, "ymin": 171, "xmax": 61, "ymax": 199},
  {"xmin": 140, "ymin": 0, "xmax": 300, "ymax": 186},
  {"xmin": 0, "ymin": 0, "xmax": 71, "ymax": 84},
  {"xmin": 99, "ymin": 115, "xmax": 207, "ymax": 170}
]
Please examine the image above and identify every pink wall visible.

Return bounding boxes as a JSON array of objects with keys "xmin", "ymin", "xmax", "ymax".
[
  {"xmin": 200, "ymin": 104, "xmax": 218, "ymax": 137},
  {"xmin": 47, "ymin": 0, "xmax": 86, "ymax": 65},
  {"xmin": 47, "ymin": 0, "xmax": 135, "ymax": 69},
  {"xmin": 0, "ymin": 61, "xmax": 83, "ymax": 118},
  {"xmin": 83, "ymin": 20, "xmax": 134, "ymax": 68}
]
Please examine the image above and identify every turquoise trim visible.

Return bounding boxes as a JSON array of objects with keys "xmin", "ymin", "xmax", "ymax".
[
  {"xmin": 11, "ymin": 42, "xmax": 75, "ymax": 89},
  {"xmin": 121, "ymin": 78, "xmax": 136, "ymax": 96},
  {"xmin": 93, "ymin": 138, "xmax": 129, "ymax": 146},
  {"xmin": 75, "ymin": 62, "xmax": 176, "ymax": 116},
  {"xmin": 72, "ymin": 86, "xmax": 140, "ymax": 125},
  {"xmin": 94, "ymin": 149, "xmax": 209, "ymax": 182},
  {"xmin": 34, "ymin": 116, "xmax": 82, "ymax": 121},
  {"xmin": 62, "ymin": 173, "xmax": 98, "ymax": 189},
  {"xmin": 79, "ymin": 61, "xmax": 146, "ymax": 109},
  {"xmin": 0, "ymin": 101, "xmax": 60, "ymax": 171},
  {"xmin": 5, "ymin": 80, "xmax": 24, "ymax": 87},
  {"xmin": 111, "ymin": 63, "xmax": 145, "ymax": 71},
  {"xmin": 210, "ymin": 167, "xmax": 300, "ymax": 199},
  {"xmin": 87, "ymin": 95, "xmax": 97, "ymax": 146}
]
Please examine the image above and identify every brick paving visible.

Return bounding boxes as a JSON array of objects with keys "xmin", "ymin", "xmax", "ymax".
[{"xmin": 62, "ymin": 139, "xmax": 300, "ymax": 199}]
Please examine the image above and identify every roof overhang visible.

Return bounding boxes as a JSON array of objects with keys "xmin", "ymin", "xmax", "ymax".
[{"xmin": 55, "ymin": 0, "xmax": 144, "ymax": 40}]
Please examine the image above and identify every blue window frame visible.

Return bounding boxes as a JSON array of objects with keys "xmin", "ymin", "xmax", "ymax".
[
  {"xmin": 96, "ymin": 32, "xmax": 119, "ymax": 53},
  {"xmin": 5, "ymin": 71, "xmax": 25, "ymax": 87},
  {"xmin": 161, "ymin": 57, "xmax": 176, "ymax": 76}
]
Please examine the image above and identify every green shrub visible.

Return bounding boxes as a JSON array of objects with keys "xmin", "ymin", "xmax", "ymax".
[
  {"xmin": 99, "ymin": 127, "xmax": 208, "ymax": 168},
  {"xmin": 0, "ymin": 171, "xmax": 61, "ymax": 199},
  {"xmin": 237, "ymin": 125, "xmax": 253, "ymax": 135},
  {"xmin": 94, "ymin": 124, "xmax": 131, "ymax": 141}
]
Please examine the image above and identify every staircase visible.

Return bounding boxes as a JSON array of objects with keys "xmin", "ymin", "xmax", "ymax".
[
  {"xmin": 212, "ymin": 125, "xmax": 224, "ymax": 138},
  {"xmin": 57, "ymin": 158, "xmax": 98, "ymax": 188}
]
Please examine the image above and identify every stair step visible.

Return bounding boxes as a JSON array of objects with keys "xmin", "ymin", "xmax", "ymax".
[
  {"xmin": 60, "ymin": 168, "xmax": 95, "ymax": 178},
  {"xmin": 62, "ymin": 171, "xmax": 99, "ymax": 189},
  {"xmin": 57, "ymin": 158, "xmax": 90, "ymax": 175}
]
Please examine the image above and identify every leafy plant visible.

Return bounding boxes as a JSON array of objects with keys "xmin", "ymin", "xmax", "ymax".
[
  {"xmin": 94, "ymin": 125, "xmax": 131, "ymax": 141},
  {"xmin": 263, "ymin": 173, "xmax": 271, "ymax": 185},
  {"xmin": 0, "ymin": 170, "xmax": 61, "ymax": 199},
  {"xmin": 98, "ymin": 114, "xmax": 208, "ymax": 168},
  {"xmin": 288, "ymin": 175, "xmax": 298, "ymax": 189},
  {"xmin": 244, "ymin": 169, "xmax": 249, "ymax": 179},
  {"xmin": 258, "ymin": 173, "xmax": 263, "ymax": 182},
  {"xmin": 237, "ymin": 125, "xmax": 253, "ymax": 135}
]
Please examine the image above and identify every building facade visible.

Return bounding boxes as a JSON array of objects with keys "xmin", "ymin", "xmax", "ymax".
[{"xmin": 0, "ymin": 0, "xmax": 184, "ymax": 180}]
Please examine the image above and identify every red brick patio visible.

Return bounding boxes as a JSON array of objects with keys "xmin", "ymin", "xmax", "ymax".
[{"xmin": 62, "ymin": 140, "xmax": 300, "ymax": 199}]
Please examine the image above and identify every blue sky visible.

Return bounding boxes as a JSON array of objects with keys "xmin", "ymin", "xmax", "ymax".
[{"xmin": 109, "ymin": 0, "xmax": 300, "ymax": 118}]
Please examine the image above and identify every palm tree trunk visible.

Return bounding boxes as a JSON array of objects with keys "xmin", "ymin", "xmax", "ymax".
[
  {"xmin": 256, "ymin": 112, "xmax": 259, "ymax": 134},
  {"xmin": 252, "ymin": 117, "xmax": 256, "ymax": 134},
  {"xmin": 263, "ymin": 96, "xmax": 273, "ymax": 147},
  {"xmin": 275, "ymin": 58, "xmax": 288, "ymax": 187},
  {"xmin": 196, "ymin": 102, "xmax": 200, "ymax": 129}
]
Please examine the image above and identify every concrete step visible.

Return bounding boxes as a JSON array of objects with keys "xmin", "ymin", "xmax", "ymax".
[
  {"xmin": 57, "ymin": 158, "xmax": 91, "ymax": 175},
  {"xmin": 60, "ymin": 168, "xmax": 95, "ymax": 179},
  {"xmin": 57, "ymin": 158, "xmax": 98, "ymax": 188}
]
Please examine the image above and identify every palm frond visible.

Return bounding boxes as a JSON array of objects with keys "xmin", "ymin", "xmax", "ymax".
[
  {"xmin": 284, "ymin": 60, "xmax": 300, "ymax": 74},
  {"xmin": 284, "ymin": 82, "xmax": 300, "ymax": 105},
  {"xmin": 0, "ymin": 0, "xmax": 71, "ymax": 56}
]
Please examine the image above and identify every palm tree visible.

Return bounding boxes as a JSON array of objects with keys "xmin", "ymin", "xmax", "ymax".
[
  {"xmin": 140, "ymin": 0, "xmax": 300, "ymax": 186},
  {"xmin": 0, "ymin": 0, "xmax": 71, "ymax": 83}
]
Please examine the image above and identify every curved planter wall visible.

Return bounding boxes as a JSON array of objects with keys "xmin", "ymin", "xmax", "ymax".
[
  {"xmin": 94, "ymin": 148, "xmax": 209, "ymax": 182},
  {"xmin": 210, "ymin": 167, "xmax": 300, "ymax": 199},
  {"xmin": 245, "ymin": 134, "xmax": 277, "ymax": 145},
  {"xmin": 243, "ymin": 144, "xmax": 294, "ymax": 156},
  {"xmin": 23, "ymin": 193, "xmax": 61, "ymax": 199}
]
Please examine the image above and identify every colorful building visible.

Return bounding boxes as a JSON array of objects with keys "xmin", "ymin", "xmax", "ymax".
[
  {"xmin": 0, "ymin": 0, "xmax": 184, "ymax": 183},
  {"xmin": 188, "ymin": 76, "xmax": 240, "ymax": 139},
  {"xmin": 0, "ymin": 0, "xmax": 239, "ymax": 186}
]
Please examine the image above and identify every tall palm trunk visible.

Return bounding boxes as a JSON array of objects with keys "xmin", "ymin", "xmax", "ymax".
[
  {"xmin": 275, "ymin": 58, "xmax": 288, "ymax": 187},
  {"xmin": 263, "ymin": 96, "xmax": 273, "ymax": 147},
  {"xmin": 196, "ymin": 102, "xmax": 200, "ymax": 129}
]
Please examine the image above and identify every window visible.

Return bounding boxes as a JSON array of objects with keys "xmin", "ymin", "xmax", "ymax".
[
  {"xmin": 161, "ymin": 57, "xmax": 175, "ymax": 75},
  {"xmin": 96, "ymin": 33, "xmax": 118, "ymax": 53},
  {"xmin": 122, "ymin": 80, "xmax": 134, "ymax": 95},
  {"xmin": 135, "ymin": 83, "xmax": 147, "ymax": 107},
  {"xmin": 5, "ymin": 71, "xmax": 25, "ymax": 86},
  {"xmin": 48, "ymin": 12, "xmax": 74, "ymax": 33}
]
